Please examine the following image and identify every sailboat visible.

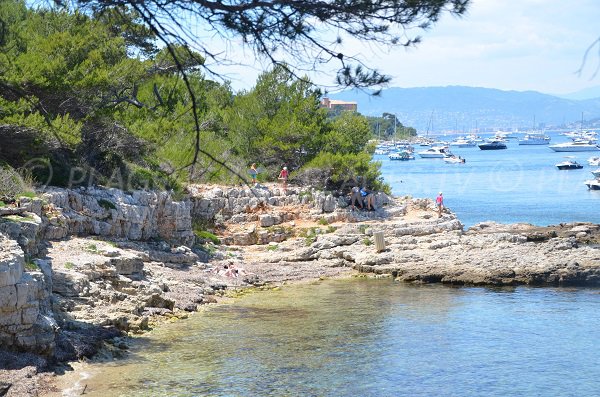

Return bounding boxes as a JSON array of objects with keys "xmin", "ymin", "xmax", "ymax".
[{"xmin": 519, "ymin": 115, "xmax": 550, "ymax": 145}]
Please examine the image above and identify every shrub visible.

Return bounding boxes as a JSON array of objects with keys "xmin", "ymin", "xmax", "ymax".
[
  {"xmin": 97, "ymin": 199, "xmax": 117, "ymax": 210},
  {"xmin": 318, "ymin": 217, "xmax": 329, "ymax": 226},
  {"xmin": 0, "ymin": 166, "xmax": 27, "ymax": 201},
  {"xmin": 193, "ymin": 219, "xmax": 220, "ymax": 244},
  {"xmin": 363, "ymin": 238, "xmax": 372, "ymax": 246},
  {"xmin": 24, "ymin": 259, "xmax": 39, "ymax": 272},
  {"xmin": 194, "ymin": 230, "xmax": 221, "ymax": 245},
  {"xmin": 299, "ymin": 151, "xmax": 390, "ymax": 194}
]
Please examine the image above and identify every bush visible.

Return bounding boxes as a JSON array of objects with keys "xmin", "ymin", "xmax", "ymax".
[
  {"xmin": 97, "ymin": 199, "xmax": 117, "ymax": 210},
  {"xmin": 0, "ymin": 166, "xmax": 28, "ymax": 201},
  {"xmin": 299, "ymin": 151, "xmax": 390, "ymax": 194}
]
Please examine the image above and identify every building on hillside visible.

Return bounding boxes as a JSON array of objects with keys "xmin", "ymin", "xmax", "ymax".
[{"xmin": 320, "ymin": 97, "xmax": 358, "ymax": 112}]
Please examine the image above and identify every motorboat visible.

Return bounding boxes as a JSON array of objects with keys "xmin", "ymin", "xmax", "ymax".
[
  {"xmin": 588, "ymin": 156, "xmax": 600, "ymax": 166},
  {"xmin": 555, "ymin": 160, "xmax": 583, "ymax": 170},
  {"xmin": 518, "ymin": 133, "xmax": 551, "ymax": 145},
  {"xmin": 450, "ymin": 137, "xmax": 477, "ymax": 148},
  {"xmin": 417, "ymin": 146, "xmax": 452, "ymax": 158},
  {"xmin": 478, "ymin": 140, "xmax": 507, "ymax": 150},
  {"xmin": 549, "ymin": 141, "xmax": 599, "ymax": 152},
  {"xmin": 585, "ymin": 178, "xmax": 600, "ymax": 190},
  {"xmin": 443, "ymin": 155, "xmax": 466, "ymax": 164},
  {"xmin": 389, "ymin": 151, "xmax": 415, "ymax": 161},
  {"xmin": 466, "ymin": 134, "xmax": 484, "ymax": 142}
]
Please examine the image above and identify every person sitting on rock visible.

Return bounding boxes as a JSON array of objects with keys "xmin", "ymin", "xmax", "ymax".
[
  {"xmin": 349, "ymin": 186, "xmax": 363, "ymax": 210},
  {"xmin": 361, "ymin": 187, "xmax": 376, "ymax": 211}
]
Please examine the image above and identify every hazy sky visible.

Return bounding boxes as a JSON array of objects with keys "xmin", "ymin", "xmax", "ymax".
[{"xmin": 219, "ymin": 0, "xmax": 600, "ymax": 96}]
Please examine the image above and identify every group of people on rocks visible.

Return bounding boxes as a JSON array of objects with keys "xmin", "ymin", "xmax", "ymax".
[
  {"xmin": 349, "ymin": 185, "xmax": 376, "ymax": 211},
  {"xmin": 248, "ymin": 163, "xmax": 288, "ymax": 191},
  {"xmin": 247, "ymin": 163, "xmax": 445, "ymax": 216}
]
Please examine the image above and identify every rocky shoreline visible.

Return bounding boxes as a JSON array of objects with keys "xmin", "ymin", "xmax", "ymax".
[{"xmin": 2, "ymin": 183, "xmax": 600, "ymax": 395}]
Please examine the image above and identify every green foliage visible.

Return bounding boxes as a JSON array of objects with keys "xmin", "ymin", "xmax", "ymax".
[
  {"xmin": 192, "ymin": 219, "xmax": 220, "ymax": 244},
  {"xmin": 194, "ymin": 230, "xmax": 220, "ymax": 245},
  {"xmin": 326, "ymin": 225, "xmax": 336, "ymax": 233},
  {"xmin": 301, "ymin": 151, "xmax": 390, "ymax": 193},
  {"xmin": 64, "ymin": 262, "xmax": 75, "ymax": 269},
  {"xmin": 24, "ymin": 259, "xmax": 39, "ymax": 272},
  {"xmin": 19, "ymin": 191, "xmax": 36, "ymax": 199},
  {"xmin": 85, "ymin": 243, "xmax": 99, "ymax": 253},
  {"xmin": 0, "ymin": 201, "xmax": 5, "ymax": 207},
  {"xmin": 0, "ymin": 2, "xmax": 394, "ymax": 191},
  {"xmin": 97, "ymin": 198, "xmax": 116, "ymax": 210},
  {"xmin": 318, "ymin": 217, "xmax": 329, "ymax": 226},
  {"xmin": 363, "ymin": 237, "xmax": 372, "ymax": 246},
  {"xmin": 0, "ymin": 166, "xmax": 30, "ymax": 201},
  {"xmin": 367, "ymin": 113, "xmax": 417, "ymax": 140},
  {"xmin": 267, "ymin": 244, "xmax": 278, "ymax": 251},
  {"xmin": 321, "ymin": 112, "xmax": 371, "ymax": 154},
  {"xmin": 224, "ymin": 65, "xmax": 326, "ymax": 170}
]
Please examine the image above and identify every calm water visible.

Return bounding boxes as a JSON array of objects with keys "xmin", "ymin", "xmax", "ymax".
[
  {"xmin": 70, "ymin": 279, "xmax": 600, "ymax": 397},
  {"xmin": 378, "ymin": 131, "xmax": 600, "ymax": 227}
]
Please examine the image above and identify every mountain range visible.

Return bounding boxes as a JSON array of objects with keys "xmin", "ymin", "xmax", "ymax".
[{"xmin": 329, "ymin": 86, "xmax": 600, "ymax": 132}]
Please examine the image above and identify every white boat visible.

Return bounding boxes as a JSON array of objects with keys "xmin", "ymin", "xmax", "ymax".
[
  {"xmin": 389, "ymin": 151, "xmax": 415, "ymax": 161},
  {"xmin": 443, "ymin": 155, "xmax": 466, "ymax": 164},
  {"xmin": 466, "ymin": 134, "xmax": 484, "ymax": 142},
  {"xmin": 450, "ymin": 138, "xmax": 476, "ymax": 148},
  {"xmin": 588, "ymin": 156, "xmax": 600, "ymax": 166},
  {"xmin": 591, "ymin": 169, "xmax": 600, "ymax": 178},
  {"xmin": 549, "ymin": 141, "xmax": 600, "ymax": 152},
  {"xmin": 374, "ymin": 149, "xmax": 389, "ymax": 155},
  {"xmin": 417, "ymin": 146, "xmax": 451, "ymax": 158},
  {"xmin": 518, "ymin": 133, "xmax": 551, "ymax": 145}
]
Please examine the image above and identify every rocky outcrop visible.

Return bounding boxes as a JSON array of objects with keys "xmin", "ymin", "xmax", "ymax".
[
  {"xmin": 0, "ymin": 233, "xmax": 56, "ymax": 356},
  {"xmin": 40, "ymin": 187, "xmax": 194, "ymax": 246},
  {"xmin": 238, "ymin": 200, "xmax": 600, "ymax": 287},
  {"xmin": 188, "ymin": 184, "xmax": 393, "ymax": 222}
]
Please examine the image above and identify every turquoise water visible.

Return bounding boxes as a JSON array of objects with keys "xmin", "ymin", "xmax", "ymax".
[
  {"xmin": 378, "ymin": 132, "xmax": 600, "ymax": 227},
  {"xmin": 74, "ymin": 279, "xmax": 600, "ymax": 397}
]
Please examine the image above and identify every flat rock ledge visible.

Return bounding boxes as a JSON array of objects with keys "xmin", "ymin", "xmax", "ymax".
[{"xmin": 240, "ymin": 202, "xmax": 600, "ymax": 288}]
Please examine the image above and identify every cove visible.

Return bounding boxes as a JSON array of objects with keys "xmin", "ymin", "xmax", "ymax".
[{"xmin": 62, "ymin": 278, "xmax": 600, "ymax": 397}]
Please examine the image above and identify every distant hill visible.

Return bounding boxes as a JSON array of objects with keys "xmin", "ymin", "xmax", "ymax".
[
  {"xmin": 557, "ymin": 85, "xmax": 600, "ymax": 101},
  {"xmin": 329, "ymin": 86, "xmax": 600, "ymax": 132}
]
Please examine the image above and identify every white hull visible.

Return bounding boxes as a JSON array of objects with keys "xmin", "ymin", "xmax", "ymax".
[
  {"xmin": 549, "ymin": 144, "xmax": 599, "ymax": 152},
  {"xmin": 518, "ymin": 140, "xmax": 550, "ymax": 145},
  {"xmin": 418, "ymin": 153, "xmax": 446, "ymax": 158},
  {"xmin": 450, "ymin": 142, "xmax": 476, "ymax": 148}
]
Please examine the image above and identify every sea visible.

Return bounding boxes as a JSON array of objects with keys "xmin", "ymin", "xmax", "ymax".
[
  {"xmin": 56, "ymin": 131, "xmax": 600, "ymax": 397},
  {"xmin": 61, "ymin": 279, "xmax": 600, "ymax": 397},
  {"xmin": 378, "ymin": 131, "xmax": 600, "ymax": 228}
]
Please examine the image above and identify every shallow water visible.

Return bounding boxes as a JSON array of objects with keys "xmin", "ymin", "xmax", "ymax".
[
  {"xmin": 69, "ymin": 278, "xmax": 600, "ymax": 397},
  {"xmin": 379, "ymin": 132, "xmax": 600, "ymax": 227}
]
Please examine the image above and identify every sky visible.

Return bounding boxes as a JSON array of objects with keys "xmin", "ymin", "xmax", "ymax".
[{"xmin": 217, "ymin": 0, "xmax": 600, "ymax": 97}]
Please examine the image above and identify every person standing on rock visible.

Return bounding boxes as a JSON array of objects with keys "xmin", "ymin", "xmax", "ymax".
[
  {"xmin": 436, "ymin": 192, "xmax": 444, "ymax": 217},
  {"xmin": 249, "ymin": 163, "xmax": 258, "ymax": 185},
  {"xmin": 278, "ymin": 166, "xmax": 289, "ymax": 191}
]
